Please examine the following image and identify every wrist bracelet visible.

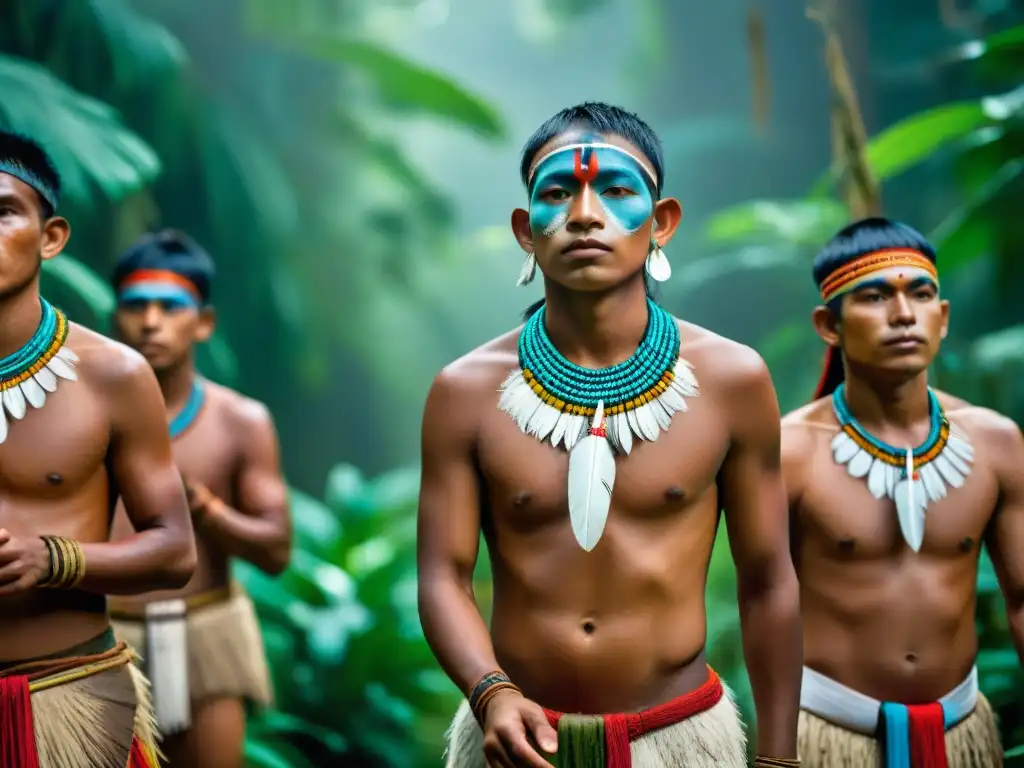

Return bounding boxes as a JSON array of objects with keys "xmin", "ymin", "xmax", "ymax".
[
  {"xmin": 37, "ymin": 536, "xmax": 86, "ymax": 589},
  {"xmin": 754, "ymin": 757, "xmax": 800, "ymax": 767},
  {"xmin": 468, "ymin": 671, "xmax": 521, "ymax": 721}
]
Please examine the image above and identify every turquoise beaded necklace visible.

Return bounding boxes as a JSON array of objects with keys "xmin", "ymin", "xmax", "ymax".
[
  {"xmin": 499, "ymin": 300, "xmax": 698, "ymax": 550},
  {"xmin": 169, "ymin": 378, "xmax": 206, "ymax": 439},
  {"xmin": 0, "ymin": 299, "xmax": 79, "ymax": 444},
  {"xmin": 830, "ymin": 382, "xmax": 974, "ymax": 551},
  {"xmin": 498, "ymin": 299, "xmax": 698, "ymax": 456}
]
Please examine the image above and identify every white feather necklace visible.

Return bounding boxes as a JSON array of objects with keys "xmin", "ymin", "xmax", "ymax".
[
  {"xmin": 0, "ymin": 299, "xmax": 78, "ymax": 445},
  {"xmin": 830, "ymin": 383, "xmax": 973, "ymax": 552},
  {"xmin": 499, "ymin": 300, "xmax": 698, "ymax": 550}
]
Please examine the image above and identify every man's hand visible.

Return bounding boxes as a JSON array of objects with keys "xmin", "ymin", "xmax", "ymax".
[
  {"xmin": 480, "ymin": 688, "xmax": 558, "ymax": 768},
  {"xmin": 184, "ymin": 480, "xmax": 216, "ymax": 520},
  {"xmin": 0, "ymin": 529, "xmax": 50, "ymax": 595}
]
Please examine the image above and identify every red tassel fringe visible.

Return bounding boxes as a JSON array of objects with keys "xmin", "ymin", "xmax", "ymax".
[
  {"xmin": 129, "ymin": 736, "xmax": 157, "ymax": 768},
  {"xmin": 0, "ymin": 675, "xmax": 39, "ymax": 768}
]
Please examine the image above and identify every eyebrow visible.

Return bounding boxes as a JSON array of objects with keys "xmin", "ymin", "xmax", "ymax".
[{"xmin": 852, "ymin": 275, "xmax": 938, "ymax": 293}]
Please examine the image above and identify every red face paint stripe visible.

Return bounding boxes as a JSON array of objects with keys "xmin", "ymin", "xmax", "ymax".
[{"xmin": 573, "ymin": 148, "xmax": 599, "ymax": 184}]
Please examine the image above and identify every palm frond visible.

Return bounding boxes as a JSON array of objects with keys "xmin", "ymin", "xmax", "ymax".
[{"xmin": 0, "ymin": 54, "xmax": 161, "ymax": 205}]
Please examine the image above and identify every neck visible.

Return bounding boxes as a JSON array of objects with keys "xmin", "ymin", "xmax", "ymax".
[
  {"xmin": 541, "ymin": 274, "xmax": 649, "ymax": 368},
  {"xmin": 156, "ymin": 356, "xmax": 196, "ymax": 414},
  {"xmin": 841, "ymin": 366, "xmax": 931, "ymax": 430},
  {"xmin": 0, "ymin": 284, "xmax": 43, "ymax": 359}
]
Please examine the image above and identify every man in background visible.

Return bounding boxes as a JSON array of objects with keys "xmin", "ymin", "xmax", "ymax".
[{"xmin": 109, "ymin": 230, "xmax": 292, "ymax": 768}]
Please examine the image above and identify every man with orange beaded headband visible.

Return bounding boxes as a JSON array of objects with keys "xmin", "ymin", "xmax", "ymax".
[
  {"xmin": 782, "ymin": 217, "xmax": 1024, "ymax": 767},
  {"xmin": 418, "ymin": 102, "xmax": 802, "ymax": 768}
]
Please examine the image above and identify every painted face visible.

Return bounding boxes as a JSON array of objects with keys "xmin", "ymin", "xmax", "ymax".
[
  {"xmin": 825, "ymin": 250, "xmax": 946, "ymax": 373},
  {"xmin": 114, "ymin": 269, "xmax": 210, "ymax": 371},
  {"xmin": 527, "ymin": 144, "xmax": 656, "ymax": 238}
]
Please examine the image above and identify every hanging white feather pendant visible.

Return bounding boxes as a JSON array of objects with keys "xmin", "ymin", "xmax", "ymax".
[
  {"xmin": 516, "ymin": 253, "xmax": 537, "ymax": 286},
  {"xmin": 645, "ymin": 245, "xmax": 672, "ymax": 282},
  {"xmin": 831, "ymin": 384, "xmax": 972, "ymax": 552},
  {"xmin": 0, "ymin": 300, "xmax": 78, "ymax": 445},
  {"xmin": 567, "ymin": 402, "xmax": 616, "ymax": 551}
]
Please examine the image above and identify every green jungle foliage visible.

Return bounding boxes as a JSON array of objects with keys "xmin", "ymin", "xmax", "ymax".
[{"xmin": 3, "ymin": 0, "xmax": 1023, "ymax": 764}]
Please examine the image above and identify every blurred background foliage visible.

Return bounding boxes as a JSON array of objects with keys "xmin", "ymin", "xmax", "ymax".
[{"xmin": 3, "ymin": 0, "xmax": 1023, "ymax": 764}]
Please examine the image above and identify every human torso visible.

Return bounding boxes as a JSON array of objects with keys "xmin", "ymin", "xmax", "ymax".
[
  {"xmin": 787, "ymin": 393, "xmax": 999, "ymax": 702},
  {"xmin": 0, "ymin": 323, "xmax": 119, "ymax": 660},
  {"xmin": 110, "ymin": 381, "xmax": 241, "ymax": 609},
  {"xmin": 469, "ymin": 320, "xmax": 733, "ymax": 714}
]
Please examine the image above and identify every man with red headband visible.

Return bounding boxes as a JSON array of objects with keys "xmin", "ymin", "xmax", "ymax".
[
  {"xmin": 782, "ymin": 217, "xmax": 1023, "ymax": 767},
  {"xmin": 107, "ymin": 230, "xmax": 291, "ymax": 768}
]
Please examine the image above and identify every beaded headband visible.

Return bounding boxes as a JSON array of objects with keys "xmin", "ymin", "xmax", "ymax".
[
  {"xmin": 819, "ymin": 248, "xmax": 938, "ymax": 304},
  {"xmin": 118, "ymin": 269, "xmax": 203, "ymax": 307},
  {"xmin": 527, "ymin": 142, "xmax": 659, "ymax": 190},
  {"xmin": 0, "ymin": 160, "xmax": 58, "ymax": 211}
]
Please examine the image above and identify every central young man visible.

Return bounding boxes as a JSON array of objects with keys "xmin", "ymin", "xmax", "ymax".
[{"xmin": 418, "ymin": 102, "xmax": 802, "ymax": 768}]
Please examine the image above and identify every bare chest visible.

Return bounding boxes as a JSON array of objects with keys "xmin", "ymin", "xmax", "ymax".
[
  {"xmin": 798, "ymin": 450, "xmax": 998, "ymax": 558},
  {"xmin": 172, "ymin": 410, "xmax": 238, "ymax": 499},
  {"xmin": 0, "ymin": 382, "xmax": 109, "ymax": 498},
  {"xmin": 478, "ymin": 394, "xmax": 728, "ymax": 533}
]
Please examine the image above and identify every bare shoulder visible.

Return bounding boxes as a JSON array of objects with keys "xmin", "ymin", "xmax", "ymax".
[
  {"xmin": 676, "ymin": 320, "xmax": 772, "ymax": 393},
  {"xmin": 68, "ymin": 322, "xmax": 156, "ymax": 393},
  {"xmin": 940, "ymin": 390, "xmax": 1023, "ymax": 454},
  {"xmin": 203, "ymin": 380, "xmax": 274, "ymax": 434},
  {"xmin": 781, "ymin": 397, "xmax": 835, "ymax": 459},
  {"xmin": 430, "ymin": 327, "xmax": 520, "ymax": 401}
]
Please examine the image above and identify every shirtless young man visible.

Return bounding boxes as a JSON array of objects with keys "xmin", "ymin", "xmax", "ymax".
[
  {"xmin": 418, "ymin": 102, "xmax": 802, "ymax": 768},
  {"xmin": 0, "ymin": 133, "xmax": 196, "ymax": 766},
  {"xmin": 107, "ymin": 230, "xmax": 291, "ymax": 768},
  {"xmin": 782, "ymin": 217, "xmax": 1023, "ymax": 767}
]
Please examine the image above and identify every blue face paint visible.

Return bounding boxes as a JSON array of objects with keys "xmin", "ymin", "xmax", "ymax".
[
  {"xmin": 117, "ymin": 277, "xmax": 200, "ymax": 311},
  {"xmin": 527, "ymin": 144, "xmax": 656, "ymax": 238}
]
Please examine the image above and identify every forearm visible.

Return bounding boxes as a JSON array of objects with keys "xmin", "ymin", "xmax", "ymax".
[
  {"xmin": 738, "ymin": 562, "xmax": 802, "ymax": 758},
  {"xmin": 73, "ymin": 528, "xmax": 195, "ymax": 594},
  {"xmin": 198, "ymin": 501, "xmax": 291, "ymax": 575},
  {"xmin": 419, "ymin": 574, "xmax": 502, "ymax": 696}
]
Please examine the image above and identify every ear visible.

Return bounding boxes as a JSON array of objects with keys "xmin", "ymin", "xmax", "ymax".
[
  {"xmin": 194, "ymin": 306, "xmax": 217, "ymax": 343},
  {"xmin": 651, "ymin": 197, "xmax": 682, "ymax": 248},
  {"xmin": 938, "ymin": 298, "xmax": 950, "ymax": 340},
  {"xmin": 510, "ymin": 208, "xmax": 534, "ymax": 255},
  {"xmin": 812, "ymin": 305, "xmax": 841, "ymax": 347},
  {"xmin": 40, "ymin": 217, "xmax": 71, "ymax": 261}
]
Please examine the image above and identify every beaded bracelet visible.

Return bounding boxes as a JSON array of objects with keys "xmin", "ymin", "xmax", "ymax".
[
  {"xmin": 37, "ymin": 535, "xmax": 86, "ymax": 589},
  {"xmin": 468, "ymin": 671, "xmax": 522, "ymax": 722},
  {"xmin": 754, "ymin": 757, "xmax": 801, "ymax": 767}
]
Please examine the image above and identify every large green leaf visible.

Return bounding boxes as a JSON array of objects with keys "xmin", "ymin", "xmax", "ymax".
[
  {"xmin": 287, "ymin": 37, "xmax": 504, "ymax": 138},
  {"xmin": 0, "ymin": 54, "xmax": 160, "ymax": 204},
  {"xmin": 940, "ymin": 24, "xmax": 1024, "ymax": 81},
  {"xmin": 704, "ymin": 199, "xmax": 849, "ymax": 247},
  {"xmin": 970, "ymin": 325, "xmax": 1024, "ymax": 371}
]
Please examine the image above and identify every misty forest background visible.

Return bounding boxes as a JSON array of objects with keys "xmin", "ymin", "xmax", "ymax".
[{"xmin": 2, "ymin": 0, "xmax": 1024, "ymax": 765}]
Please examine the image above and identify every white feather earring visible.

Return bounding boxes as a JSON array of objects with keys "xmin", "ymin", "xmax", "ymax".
[
  {"xmin": 517, "ymin": 253, "xmax": 537, "ymax": 286},
  {"xmin": 645, "ymin": 238, "xmax": 671, "ymax": 282}
]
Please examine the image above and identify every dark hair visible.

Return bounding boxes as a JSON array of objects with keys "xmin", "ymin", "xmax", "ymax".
[
  {"xmin": 111, "ymin": 229, "xmax": 216, "ymax": 304},
  {"xmin": 519, "ymin": 102, "xmax": 665, "ymax": 197},
  {"xmin": 518, "ymin": 103, "xmax": 663, "ymax": 320},
  {"xmin": 0, "ymin": 131, "xmax": 61, "ymax": 217},
  {"xmin": 813, "ymin": 217, "xmax": 936, "ymax": 307},
  {"xmin": 811, "ymin": 217, "xmax": 937, "ymax": 400}
]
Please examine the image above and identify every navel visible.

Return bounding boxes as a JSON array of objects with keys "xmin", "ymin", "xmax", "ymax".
[
  {"xmin": 581, "ymin": 619, "xmax": 596, "ymax": 635},
  {"xmin": 46, "ymin": 473, "xmax": 63, "ymax": 486},
  {"xmin": 837, "ymin": 538, "xmax": 855, "ymax": 554}
]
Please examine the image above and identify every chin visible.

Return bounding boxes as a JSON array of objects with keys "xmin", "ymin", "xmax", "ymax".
[{"xmin": 550, "ymin": 265, "xmax": 640, "ymax": 293}]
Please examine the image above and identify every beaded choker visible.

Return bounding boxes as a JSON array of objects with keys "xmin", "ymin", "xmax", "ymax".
[
  {"xmin": 169, "ymin": 378, "xmax": 206, "ymax": 439},
  {"xmin": 499, "ymin": 300, "xmax": 698, "ymax": 550},
  {"xmin": 831, "ymin": 383, "xmax": 973, "ymax": 551},
  {"xmin": 0, "ymin": 299, "xmax": 78, "ymax": 445}
]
